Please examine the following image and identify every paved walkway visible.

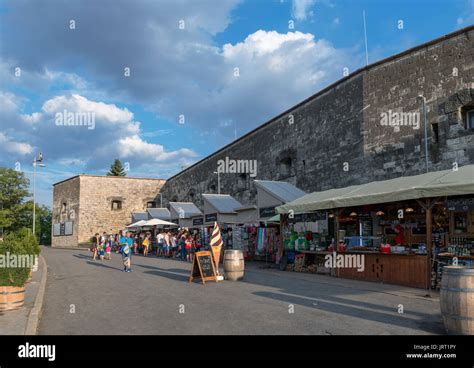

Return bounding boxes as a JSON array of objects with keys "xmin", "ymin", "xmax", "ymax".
[
  {"xmin": 0, "ymin": 255, "xmax": 45, "ymax": 334},
  {"xmin": 38, "ymin": 246, "xmax": 445, "ymax": 335}
]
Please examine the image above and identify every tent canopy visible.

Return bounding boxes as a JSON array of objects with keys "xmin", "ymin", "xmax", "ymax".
[
  {"xmin": 131, "ymin": 212, "xmax": 148, "ymax": 223},
  {"xmin": 142, "ymin": 218, "xmax": 179, "ymax": 227},
  {"xmin": 169, "ymin": 202, "xmax": 202, "ymax": 219},
  {"xmin": 254, "ymin": 180, "xmax": 306, "ymax": 203},
  {"xmin": 202, "ymin": 194, "xmax": 242, "ymax": 214},
  {"xmin": 277, "ymin": 165, "xmax": 474, "ymax": 214},
  {"xmin": 147, "ymin": 208, "xmax": 171, "ymax": 220},
  {"xmin": 126, "ymin": 220, "xmax": 148, "ymax": 228}
]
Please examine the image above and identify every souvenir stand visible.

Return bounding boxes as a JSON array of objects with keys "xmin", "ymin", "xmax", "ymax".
[
  {"xmin": 277, "ymin": 165, "xmax": 474, "ymax": 289},
  {"xmin": 229, "ymin": 205, "xmax": 260, "ymax": 260},
  {"xmin": 202, "ymin": 194, "xmax": 242, "ymax": 248},
  {"xmin": 280, "ymin": 211, "xmax": 330, "ymax": 273},
  {"xmin": 254, "ymin": 180, "xmax": 306, "ymax": 264}
]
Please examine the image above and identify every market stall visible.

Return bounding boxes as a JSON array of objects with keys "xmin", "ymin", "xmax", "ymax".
[
  {"xmin": 280, "ymin": 211, "xmax": 331, "ymax": 273},
  {"xmin": 201, "ymin": 194, "xmax": 243, "ymax": 248},
  {"xmin": 254, "ymin": 180, "xmax": 306, "ymax": 263},
  {"xmin": 226, "ymin": 205, "xmax": 260, "ymax": 259},
  {"xmin": 276, "ymin": 165, "xmax": 474, "ymax": 289}
]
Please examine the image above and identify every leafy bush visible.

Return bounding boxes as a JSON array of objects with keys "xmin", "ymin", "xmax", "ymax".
[{"xmin": 0, "ymin": 229, "xmax": 39, "ymax": 287}]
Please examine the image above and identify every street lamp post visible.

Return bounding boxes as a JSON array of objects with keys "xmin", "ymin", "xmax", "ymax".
[
  {"xmin": 213, "ymin": 171, "xmax": 221, "ymax": 194},
  {"xmin": 32, "ymin": 153, "xmax": 45, "ymax": 237},
  {"xmin": 417, "ymin": 95, "xmax": 429, "ymax": 173}
]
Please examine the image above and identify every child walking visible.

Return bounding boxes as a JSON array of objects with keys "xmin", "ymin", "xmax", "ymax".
[
  {"xmin": 105, "ymin": 235, "xmax": 112, "ymax": 260},
  {"xmin": 120, "ymin": 231, "xmax": 133, "ymax": 272}
]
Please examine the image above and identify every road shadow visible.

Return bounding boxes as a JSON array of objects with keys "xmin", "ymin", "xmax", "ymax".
[
  {"xmin": 85, "ymin": 261, "xmax": 122, "ymax": 271},
  {"xmin": 143, "ymin": 270, "xmax": 189, "ymax": 283},
  {"xmin": 134, "ymin": 263, "xmax": 189, "ymax": 275},
  {"xmin": 253, "ymin": 290, "xmax": 444, "ymax": 334},
  {"xmin": 73, "ymin": 254, "xmax": 122, "ymax": 271}
]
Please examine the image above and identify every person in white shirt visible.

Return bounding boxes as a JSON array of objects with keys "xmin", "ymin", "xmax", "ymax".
[{"xmin": 156, "ymin": 232, "xmax": 165, "ymax": 256}]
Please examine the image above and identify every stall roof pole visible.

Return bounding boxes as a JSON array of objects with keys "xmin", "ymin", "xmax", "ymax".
[
  {"xmin": 333, "ymin": 208, "xmax": 344, "ymax": 278},
  {"xmin": 417, "ymin": 198, "xmax": 438, "ymax": 295},
  {"xmin": 426, "ymin": 206, "xmax": 433, "ymax": 294}
]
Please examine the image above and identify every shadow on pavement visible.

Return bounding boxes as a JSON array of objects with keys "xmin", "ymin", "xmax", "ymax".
[
  {"xmin": 252, "ymin": 290, "xmax": 444, "ymax": 334},
  {"xmin": 134, "ymin": 263, "xmax": 189, "ymax": 275},
  {"xmin": 72, "ymin": 254, "xmax": 122, "ymax": 271},
  {"xmin": 143, "ymin": 270, "xmax": 189, "ymax": 283}
]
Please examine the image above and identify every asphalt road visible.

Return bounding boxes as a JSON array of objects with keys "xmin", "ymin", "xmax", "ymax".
[{"xmin": 39, "ymin": 246, "xmax": 445, "ymax": 335}]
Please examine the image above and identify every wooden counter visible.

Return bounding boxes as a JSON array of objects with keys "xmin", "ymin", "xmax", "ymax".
[{"xmin": 336, "ymin": 252, "xmax": 428, "ymax": 289}]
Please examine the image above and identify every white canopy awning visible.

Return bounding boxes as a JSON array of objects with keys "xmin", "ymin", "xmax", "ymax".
[
  {"xmin": 126, "ymin": 220, "xmax": 148, "ymax": 228},
  {"xmin": 142, "ymin": 218, "xmax": 179, "ymax": 227},
  {"xmin": 277, "ymin": 165, "xmax": 474, "ymax": 214}
]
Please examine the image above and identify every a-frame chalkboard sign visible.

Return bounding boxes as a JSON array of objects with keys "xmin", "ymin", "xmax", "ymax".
[{"xmin": 189, "ymin": 251, "xmax": 218, "ymax": 284}]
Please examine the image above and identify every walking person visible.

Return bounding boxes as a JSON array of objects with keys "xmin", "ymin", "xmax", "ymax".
[
  {"xmin": 194, "ymin": 233, "xmax": 201, "ymax": 252},
  {"xmin": 91, "ymin": 233, "xmax": 99, "ymax": 261},
  {"xmin": 115, "ymin": 231, "xmax": 123, "ymax": 253},
  {"xmin": 98, "ymin": 239, "xmax": 105, "ymax": 261},
  {"xmin": 156, "ymin": 231, "xmax": 165, "ymax": 257},
  {"xmin": 120, "ymin": 231, "xmax": 133, "ymax": 272},
  {"xmin": 170, "ymin": 232, "xmax": 178, "ymax": 258},
  {"xmin": 164, "ymin": 231, "xmax": 171, "ymax": 257},
  {"xmin": 105, "ymin": 234, "xmax": 112, "ymax": 260},
  {"xmin": 179, "ymin": 232, "xmax": 186, "ymax": 261},
  {"xmin": 185, "ymin": 233, "xmax": 193, "ymax": 262},
  {"xmin": 142, "ymin": 233, "xmax": 150, "ymax": 257},
  {"xmin": 133, "ymin": 233, "xmax": 139, "ymax": 254}
]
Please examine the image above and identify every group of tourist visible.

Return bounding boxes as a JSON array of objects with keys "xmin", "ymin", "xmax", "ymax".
[
  {"xmin": 155, "ymin": 229, "xmax": 202, "ymax": 262},
  {"xmin": 90, "ymin": 227, "xmax": 206, "ymax": 272},
  {"xmin": 91, "ymin": 231, "xmax": 134, "ymax": 272}
]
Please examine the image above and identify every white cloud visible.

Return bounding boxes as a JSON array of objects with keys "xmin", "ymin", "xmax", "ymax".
[
  {"xmin": 0, "ymin": 132, "xmax": 34, "ymax": 156},
  {"xmin": 118, "ymin": 135, "xmax": 196, "ymax": 162},
  {"xmin": 0, "ymin": 1, "xmax": 361, "ymax": 159},
  {"xmin": 42, "ymin": 94, "xmax": 136, "ymax": 128},
  {"xmin": 292, "ymin": 0, "xmax": 316, "ymax": 21},
  {"xmin": 0, "ymin": 93, "xmax": 197, "ymax": 172}
]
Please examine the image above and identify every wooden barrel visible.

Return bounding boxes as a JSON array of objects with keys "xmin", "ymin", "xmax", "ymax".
[
  {"xmin": 223, "ymin": 250, "xmax": 244, "ymax": 281},
  {"xmin": 0, "ymin": 286, "xmax": 25, "ymax": 312},
  {"xmin": 440, "ymin": 266, "xmax": 474, "ymax": 335}
]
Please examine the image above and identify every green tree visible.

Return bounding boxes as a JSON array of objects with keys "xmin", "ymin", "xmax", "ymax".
[
  {"xmin": 16, "ymin": 201, "xmax": 52, "ymax": 246},
  {"xmin": 106, "ymin": 159, "xmax": 126, "ymax": 176},
  {"xmin": 0, "ymin": 166, "xmax": 52, "ymax": 245},
  {"xmin": 0, "ymin": 167, "xmax": 30, "ymax": 230}
]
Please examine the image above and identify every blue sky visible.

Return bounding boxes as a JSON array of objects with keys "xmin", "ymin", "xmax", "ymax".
[{"xmin": 0, "ymin": 0, "xmax": 473, "ymax": 206}]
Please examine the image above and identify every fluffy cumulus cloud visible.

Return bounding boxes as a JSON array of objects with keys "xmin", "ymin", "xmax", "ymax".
[
  {"xmin": 0, "ymin": 133, "xmax": 34, "ymax": 156},
  {"xmin": 0, "ymin": 93, "xmax": 197, "ymax": 171},
  {"xmin": 0, "ymin": 0, "xmax": 358, "ymax": 178}
]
